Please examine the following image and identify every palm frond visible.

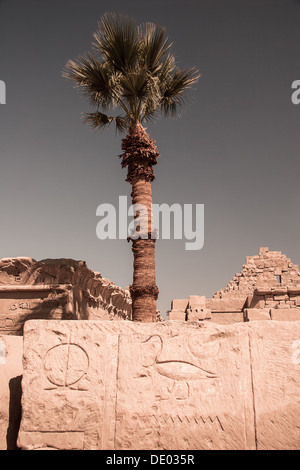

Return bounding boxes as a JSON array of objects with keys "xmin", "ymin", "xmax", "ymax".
[
  {"xmin": 161, "ymin": 67, "xmax": 201, "ymax": 117},
  {"xmin": 157, "ymin": 53, "xmax": 176, "ymax": 82},
  {"xmin": 138, "ymin": 22, "xmax": 173, "ymax": 74},
  {"xmin": 83, "ymin": 111, "xmax": 129, "ymax": 132},
  {"xmin": 63, "ymin": 53, "xmax": 116, "ymax": 109},
  {"xmin": 63, "ymin": 12, "xmax": 201, "ymax": 128},
  {"xmin": 120, "ymin": 68, "xmax": 149, "ymax": 100},
  {"xmin": 141, "ymin": 103, "xmax": 160, "ymax": 124},
  {"xmin": 93, "ymin": 12, "xmax": 139, "ymax": 72}
]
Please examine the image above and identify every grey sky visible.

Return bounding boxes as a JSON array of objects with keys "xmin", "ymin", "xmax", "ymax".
[{"xmin": 0, "ymin": 0, "xmax": 299, "ymax": 317}]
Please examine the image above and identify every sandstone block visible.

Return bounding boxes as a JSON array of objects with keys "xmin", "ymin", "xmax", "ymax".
[
  {"xmin": 265, "ymin": 301, "xmax": 278, "ymax": 308},
  {"xmin": 264, "ymin": 295, "xmax": 274, "ymax": 301},
  {"xmin": 288, "ymin": 288, "xmax": 300, "ymax": 296},
  {"xmin": 171, "ymin": 299, "xmax": 189, "ymax": 311},
  {"xmin": 187, "ymin": 308, "xmax": 211, "ymax": 321},
  {"xmin": 249, "ymin": 321, "xmax": 300, "ymax": 449},
  {"xmin": 0, "ymin": 258, "xmax": 132, "ymax": 329},
  {"xmin": 188, "ymin": 295, "xmax": 206, "ymax": 308},
  {"xmin": 259, "ymin": 247, "xmax": 269, "ymax": 255},
  {"xmin": 276, "ymin": 302, "xmax": 290, "ymax": 309},
  {"xmin": 270, "ymin": 309, "xmax": 300, "ymax": 321},
  {"xmin": 244, "ymin": 309, "xmax": 271, "ymax": 322},
  {"xmin": 246, "ymin": 294, "xmax": 265, "ymax": 309},
  {"xmin": 207, "ymin": 312, "xmax": 244, "ymax": 324},
  {"xmin": 274, "ymin": 295, "xmax": 289, "ymax": 301},
  {"xmin": 18, "ymin": 320, "xmax": 254, "ymax": 450},
  {"xmin": 169, "ymin": 310, "xmax": 186, "ymax": 321},
  {"xmin": 0, "ymin": 285, "xmax": 74, "ymax": 335},
  {"xmin": 18, "ymin": 320, "xmax": 300, "ymax": 450},
  {"xmin": 207, "ymin": 298, "xmax": 246, "ymax": 313},
  {"xmin": 0, "ymin": 335, "xmax": 23, "ymax": 450}
]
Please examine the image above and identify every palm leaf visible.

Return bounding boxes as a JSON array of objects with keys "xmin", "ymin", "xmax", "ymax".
[
  {"xmin": 93, "ymin": 12, "xmax": 139, "ymax": 72},
  {"xmin": 120, "ymin": 69, "xmax": 149, "ymax": 100},
  {"xmin": 161, "ymin": 67, "xmax": 201, "ymax": 116},
  {"xmin": 83, "ymin": 111, "xmax": 129, "ymax": 132},
  {"xmin": 63, "ymin": 12, "xmax": 201, "ymax": 131},
  {"xmin": 63, "ymin": 53, "xmax": 116, "ymax": 109},
  {"xmin": 138, "ymin": 22, "xmax": 172, "ymax": 74}
]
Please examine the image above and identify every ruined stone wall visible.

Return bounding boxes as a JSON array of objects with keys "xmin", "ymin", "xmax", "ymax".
[
  {"xmin": 169, "ymin": 248, "xmax": 300, "ymax": 324},
  {"xmin": 0, "ymin": 258, "xmax": 132, "ymax": 335},
  {"xmin": 212, "ymin": 247, "xmax": 300, "ymax": 299}
]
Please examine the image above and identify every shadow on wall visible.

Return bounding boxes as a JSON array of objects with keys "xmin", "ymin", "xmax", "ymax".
[{"xmin": 7, "ymin": 376, "xmax": 22, "ymax": 450}]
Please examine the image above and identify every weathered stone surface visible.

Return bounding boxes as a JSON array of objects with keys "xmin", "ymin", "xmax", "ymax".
[
  {"xmin": 215, "ymin": 248, "xmax": 300, "ymax": 299},
  {"xmin": 0, "ymin": 335, "xmax": 23, "ymax": 450},
  {"xmin": 187, "ymin": 308, "xmax": 211, "ymax": 321},
  {"xmin": 0, "ymin": 258, "xmax": 132, "ymax": 335},
  {"xmin": 270, "ymin": 309, "xmax": 300, "ymax": 321},
  {"xmin": 206, "ymin": 298, "xmax": 246, "ymax": 313},
  {"xmin": 244, "ymin": 309, "xmax": 271, "ymax": 322},
  {"xmin": 18, "ymin": 320, "xmax": 300, "ymax": 450},
  {"xmin": 0, "ymin": 285, "xmax": 74, "ymax": 335},
  {"xmin": 188, "ymin": 295, "xmax": 206, "ymax": 308},
  {"xmin": 171, "ymin": 299, "xmax": 189, "ymax": 310},
  {"xmin": 170, "ymin": 248, "xmax": 300, "ymax": 324},
  {"xmin": 168, "ymin": 310, "xmax": 186, "ymax": 321},
  {"xmin": 246, "ymin": 294, "xmax": 265, "ymax": 309},
  {"xmin": 249, "ymin": 322, "xmax": 300, "ymax": 449},
  {"xmin": 207, "ymin": 312, "xmax": 244, "ymax": 324}
]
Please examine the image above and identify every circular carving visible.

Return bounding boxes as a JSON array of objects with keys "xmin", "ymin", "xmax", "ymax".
[{"xmin": 43, "ymin": 343, "xmax": 89, "ymax": 387}]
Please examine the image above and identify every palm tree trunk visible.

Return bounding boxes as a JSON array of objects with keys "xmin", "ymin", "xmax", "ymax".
[
  {"xmin": 130, "ymin": 179, "xmax": 157, "ymax": 322},
  {"xmin": 120, "ymin": 124, "xmax": 159, "ymax": 322}
]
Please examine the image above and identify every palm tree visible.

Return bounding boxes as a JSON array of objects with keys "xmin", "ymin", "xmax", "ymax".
[{"xmin": 63, "ymin": 12, "xmax": 200, "ymax": 323}]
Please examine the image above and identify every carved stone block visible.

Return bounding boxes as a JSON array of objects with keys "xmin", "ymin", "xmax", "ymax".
[
  {"xmin": 18, "ymin": 321, "xmax": 300, "ymax": 450},
  {"xmin": 0, "ymin": 335, "xmax": 23, "ymax": 450},
  {"xmin": 0, "ymin": 285, "xmax": 73, "ymax": 335}
]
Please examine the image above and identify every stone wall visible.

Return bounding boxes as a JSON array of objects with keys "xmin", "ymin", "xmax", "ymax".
[
  {"xmin": 17, "ymin": 320, "xmax": 300, "ymax": 450},
  {"xmin": 0, "ymin": 335, "xmax": 23, "ymax": 450},
  {"xmin": 0, "ymin": 258, "xmax": 132, "ymax": 335},
  {"xmin": 169, "ymin": 248, "xmax": 300, "ymax": 323},
  {"xmin": 213, "ymin": 246, "xmax": 300, "ymax": 299}
]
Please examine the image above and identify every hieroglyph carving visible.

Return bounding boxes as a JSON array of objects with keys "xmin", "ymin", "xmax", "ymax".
[
  {"xmin": 43, "ymin": 343, "xmax": 89, "ymax": 390},
  {"xmin": 17, "ymin": 321, "xmax": 249, "ymax": 450},
  {"xmin": 18, "ymin": 321, "xmax": 300, "ymax": 450}
]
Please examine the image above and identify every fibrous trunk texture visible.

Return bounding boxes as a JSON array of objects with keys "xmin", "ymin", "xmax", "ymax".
[{"xmin": 120, "ymin": 124, "xmax": 159, "ymax": 322}]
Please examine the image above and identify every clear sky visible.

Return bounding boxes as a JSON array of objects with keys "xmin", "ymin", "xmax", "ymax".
[{"xmin": 0, "ymin": 0, "xmax": 299, "ymax": 318}]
